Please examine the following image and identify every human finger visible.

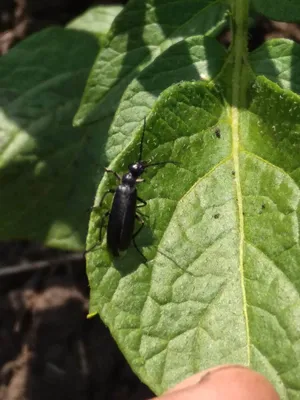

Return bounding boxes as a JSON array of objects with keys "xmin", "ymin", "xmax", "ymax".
[{"xmin": 151, "ymin": 365, "xmax": 279, "ymax": 400}]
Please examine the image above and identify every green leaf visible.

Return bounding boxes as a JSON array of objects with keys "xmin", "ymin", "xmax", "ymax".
[
  {"xmin": 85, "ymin": 1, "xmax": 300, "ymax": 397},
  {"xmin": 0, "ymin": 27, "xmax": 101, "ymax": 250},
  {"xmin": 104, "ymin": 36, "xmax": 227, "ymax": 161},
  {"xmin": 73, "ymin": 0, "xmax": 228, "ymax": 126},
  {"xmin": 250, "ymin": 39, "xmax": 300, "ymax": 94},
  {"xmin": 250, "ymin": 0, "xmax": 300, "ymax": 22},
  {"xmin": 86, "ymin": 74, "xmax": 300, "ymax": 396},
  {"xmin": 2, "ymin": 0, "xmax": 300, "ymax": 397},
  {"xmin": 67, "ymin": 5, "xmax": 123, "ymax": 41}
]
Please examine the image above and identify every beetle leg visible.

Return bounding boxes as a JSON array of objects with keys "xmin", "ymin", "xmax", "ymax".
[
  {"xmin": 132, "ymin": 214, "xmax": 147, "ymax": 261},
  {"xmin": 136, "ymin": 196, "xmax": 147, "ymax": 208},
  {"xmin": 136, "ymin": 210, "xmax": 149, "ymax": 219},
  {"xmin": 104, "ymin": 168, "xmax": 122, "ymax": 182},
  {"xmin": 136, "ymin": 197, "xmax": 148, "ymax": 218},
  {"xmin": 84, "ymin": 211, "xmax": 110, "ymax": 255},
  {"xmin": 99, "ymin": 188, "xmax": 115, "ymax": 208},
  {"xmin": 133, "ymin": 214, "xmax": 145, "ymax": 238}
]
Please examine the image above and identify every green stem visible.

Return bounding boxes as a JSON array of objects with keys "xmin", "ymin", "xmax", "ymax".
[{"xmin": 231, "ymin": 0, "xmax": 249, "ymax": 106}]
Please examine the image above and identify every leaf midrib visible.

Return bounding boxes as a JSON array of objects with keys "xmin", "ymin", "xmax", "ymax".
[{"xmin": 231, "ymin": 0, "xmax": 250, "ymax": 364}]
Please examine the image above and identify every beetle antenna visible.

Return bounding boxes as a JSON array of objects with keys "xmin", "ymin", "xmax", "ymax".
[
  {"xmin": 139, "ymin": 117, "xmax": 147, "ymax": 161},
  {"xmin": 145, "ymin": 161, "xmax": 180, "ymax": 168}
]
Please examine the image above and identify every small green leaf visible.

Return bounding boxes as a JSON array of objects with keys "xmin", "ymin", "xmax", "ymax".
[{"xmin": 73, "ymin": 0, "xmax": 228, "ymax": 126}]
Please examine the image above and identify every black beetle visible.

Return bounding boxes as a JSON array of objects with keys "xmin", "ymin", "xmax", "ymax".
[{"xmin": 89, "ymin": 119, "xmax": 178, "ymax": 260}]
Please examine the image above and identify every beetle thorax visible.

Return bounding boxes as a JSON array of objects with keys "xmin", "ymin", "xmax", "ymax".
[{"xmin": 122, "ymin": 172, "xmax": 136, "ymax": 186}]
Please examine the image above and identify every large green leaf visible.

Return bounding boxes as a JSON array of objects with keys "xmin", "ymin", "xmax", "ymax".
[
  {"xmin": 0, "ymin": 28, "xmax": 101, "ymax": 249},
  {"xmin": 74, "ymin": 0, "xmax": 228, "ymax": 126},
  {"xmin": 85, "ymin": 0, "xmax": 300, "ymax": 397},
  {"xmin": 87, "ymin": 75, "xmax": 300, "ymax": 396}
]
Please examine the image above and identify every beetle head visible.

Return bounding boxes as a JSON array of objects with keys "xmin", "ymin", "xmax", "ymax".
[{"xmin": 128, "ymin": 161, "xmax": 147, "ymax": 177}]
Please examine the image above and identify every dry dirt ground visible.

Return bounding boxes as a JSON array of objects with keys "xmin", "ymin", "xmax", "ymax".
[{"xmin": 0, "ymin": 1, "xmax": 300, "ymax": 399}]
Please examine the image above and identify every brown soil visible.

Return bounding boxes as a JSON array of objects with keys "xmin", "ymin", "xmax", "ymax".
[
  {"xmin": 0, "ymin": 241, "xmax": 154, "ymax": 400},
  {"xmin": 1, "ymin": 1, "xmax": 300, "ymax": 400}
]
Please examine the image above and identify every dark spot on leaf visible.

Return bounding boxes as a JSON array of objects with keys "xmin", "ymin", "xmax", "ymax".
[
  {"xmin": 232, "ymin": 171, "xmax": 235, "ymax": 176},
  {"xmin": 214, "ymin": 213, "xmax": 220, "ymax": 219},
  {"xmin": 258, "ymin": 203, "xmax": 266, "ymax": 214},
  {"xmin": 215, "ymin": 128, "xmax": 221, "ymax": 138}
]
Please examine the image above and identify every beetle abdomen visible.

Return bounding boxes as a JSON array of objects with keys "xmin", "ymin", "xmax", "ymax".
[{"xmin": 106, "ymin": 185, "xmax": 137, "ymax": 255}]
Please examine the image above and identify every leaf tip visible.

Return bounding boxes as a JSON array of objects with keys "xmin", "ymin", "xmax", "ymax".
[
  {"xmin": 87, "ymin": 311, "xmax": 98, "ymax": 319},
  {"xmin": 73, "ymin": 113, "xmax": 83, "ymax": 127}
]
